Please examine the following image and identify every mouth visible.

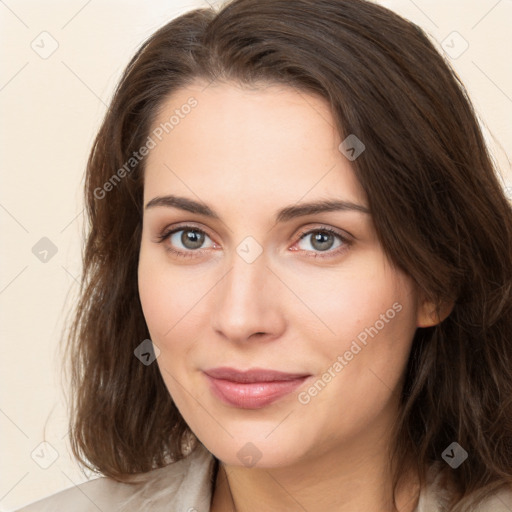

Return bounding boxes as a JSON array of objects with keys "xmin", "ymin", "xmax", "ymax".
[{"xmin": 203, "ymin": 367, "xmax": 311, "ymax": 409}]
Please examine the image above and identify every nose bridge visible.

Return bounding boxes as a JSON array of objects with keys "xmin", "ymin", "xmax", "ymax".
[{"xmin": 212, "ymin": 248, "xmax": 283, "ymax": 342}]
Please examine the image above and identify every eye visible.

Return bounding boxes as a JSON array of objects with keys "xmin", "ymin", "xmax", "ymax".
[
  {"xmin": 156, "ymin": 224, "xmax": 352, "ymax": 260},
  {"xmin": 292, "ymin": 227, "xmax": 351, "ymax": 258},
  {"xmin": 157, "ymin": 225, "xmax": 216, "ymax": 258}
]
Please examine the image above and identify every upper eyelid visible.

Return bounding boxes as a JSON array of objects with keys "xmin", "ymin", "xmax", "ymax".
[
  {"xmin": 161, "ymin": 222, "xmax": 347, "ymax": 236},
  {"xmin": 161, "ymin": 223, "xmax": 216, "ymax": 242},
  {"xmin": 296, "ymin": 225, "xmax": 351, "ymax": 240}
]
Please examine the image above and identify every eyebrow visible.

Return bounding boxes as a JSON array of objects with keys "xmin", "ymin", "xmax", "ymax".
[{"xmin": 145, "ymin": 194, "xmax": 370, "ymax": 223}]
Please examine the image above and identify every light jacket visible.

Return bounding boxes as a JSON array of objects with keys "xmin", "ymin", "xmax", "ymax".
[{"xmin": 16, "ymin": 443, "xmax": 512, "ymax": 511}]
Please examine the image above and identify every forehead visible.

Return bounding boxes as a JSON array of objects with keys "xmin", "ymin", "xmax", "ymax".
[{"xmin": 143, "ymin": 81, "xmax": 367, "ymax": 212}]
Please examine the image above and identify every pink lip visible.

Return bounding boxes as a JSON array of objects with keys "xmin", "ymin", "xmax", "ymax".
[{"xmin": 203, "ymin": 367, "xmax": 311, "ymax": 409}]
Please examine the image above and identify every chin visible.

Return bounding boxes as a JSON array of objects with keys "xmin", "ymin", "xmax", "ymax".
[{"xmin": 199, "ymin": 432, "xmax": 308, "ymax": 469}]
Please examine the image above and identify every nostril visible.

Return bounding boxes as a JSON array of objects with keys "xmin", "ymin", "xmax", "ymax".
[{"xmin": 247, "ymin": 332, "xmax": 267, "ymax": 340}]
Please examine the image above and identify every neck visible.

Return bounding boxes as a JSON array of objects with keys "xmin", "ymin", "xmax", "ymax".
[{"xmin": 210, "ymin": 430, "xmax": 420, "ymax": 512}]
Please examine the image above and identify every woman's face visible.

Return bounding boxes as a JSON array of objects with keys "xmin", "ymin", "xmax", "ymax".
[{"xmin": 138, "ymin": 81, "xmax": 427, "ymax": 468}]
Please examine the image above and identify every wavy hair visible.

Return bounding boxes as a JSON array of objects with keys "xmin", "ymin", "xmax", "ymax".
[{"xmin": 65, "ymin": 0, "xmax": 512, "ymax": 510}]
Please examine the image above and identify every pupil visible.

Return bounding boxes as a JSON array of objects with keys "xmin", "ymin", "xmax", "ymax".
[
  {"xmin": 312, "ymin": 232, "xmax": 334, "ymax": 251},
  {"xmin": 182, "ymin": 230, "xmax": 204, "ymax": 249}
]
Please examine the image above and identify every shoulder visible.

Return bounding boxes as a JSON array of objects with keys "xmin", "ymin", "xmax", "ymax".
[
  {"xmin": 15, "ymin": 475, "xmax": 136, "ymax": 512},
  {"xmin": 16, "ymin": 442, "xmax": 216, "ymax": 512},
  {"xmin": 416, "ymin": 462, "xmax": 512, "ymax": 512}
]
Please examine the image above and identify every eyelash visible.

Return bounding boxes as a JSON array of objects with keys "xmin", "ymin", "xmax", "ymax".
[{"xmin": 156, "ymin": 224, "xmax": 352, "ymax": 260}]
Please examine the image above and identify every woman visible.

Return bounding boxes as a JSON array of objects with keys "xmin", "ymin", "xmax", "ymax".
[{"xmin": 17, "ymin": 0, "xmax": 512, "ymax": 510}]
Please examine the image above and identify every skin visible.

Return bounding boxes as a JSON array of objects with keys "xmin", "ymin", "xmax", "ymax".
[{"xmin": 138, "ymin": 81, "xmax": 444, "ymax": 512}]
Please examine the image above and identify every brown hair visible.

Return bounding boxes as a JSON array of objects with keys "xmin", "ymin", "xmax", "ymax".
[{"xmin": 66, "ymin": 0, "xmax": 512, "ymax": 509}]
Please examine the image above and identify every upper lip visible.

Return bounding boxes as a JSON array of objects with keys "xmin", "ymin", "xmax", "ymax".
[{"xmin": 204, "ymin": 367, "xmax": 310, "ymax": 383}]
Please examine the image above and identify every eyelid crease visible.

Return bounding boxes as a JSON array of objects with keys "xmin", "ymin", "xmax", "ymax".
[{"xmin": 295, "ymin": 224, "xmax": 354, "ymax": 241}]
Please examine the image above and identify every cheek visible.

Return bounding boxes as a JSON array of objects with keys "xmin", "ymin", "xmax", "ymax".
[
  {"xmin": 320, "ymin": 273, "xmax": 417, "ymax": 404},
  {"xmin": 137, "ymin": 248, "xmax": 204, "ymax": 405},
  {"xmin": 292, "ymin": 268, "xmax": 417, "ymax": 442},
  {"xmin": 287, "ymin": 256, "xmax": 411, "ymax": 348},
  {"xmin": 291, "ymin": 256, "xmax": 418, "ymax": 401},
  {"xmin": 138, "ymin": 261, "xmax": 172, "ymax": 340},
  {"xmin": 137, "ymin": 245, "xmax": 210, "ymax": 341}
]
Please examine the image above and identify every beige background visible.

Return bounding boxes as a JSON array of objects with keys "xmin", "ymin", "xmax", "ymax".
[{"xmin": 1, "ymin": 0, "xmax": 511, "ymax": 510}]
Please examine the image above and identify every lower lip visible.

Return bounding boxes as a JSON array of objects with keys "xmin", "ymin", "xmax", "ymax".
[{"xmin": 205, "ymin": 374, "xmax": 310, "ymax": 409}]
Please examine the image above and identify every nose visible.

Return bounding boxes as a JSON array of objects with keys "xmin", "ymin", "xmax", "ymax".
[{"xmin": 211, "ymin": 250, "xmax": 286, "ymax": 344}]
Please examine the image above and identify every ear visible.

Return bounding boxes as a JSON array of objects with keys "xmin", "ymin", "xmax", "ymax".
[{"xmin": 416, "ymin": 296, "xmax": 454, "ymax": 328}]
